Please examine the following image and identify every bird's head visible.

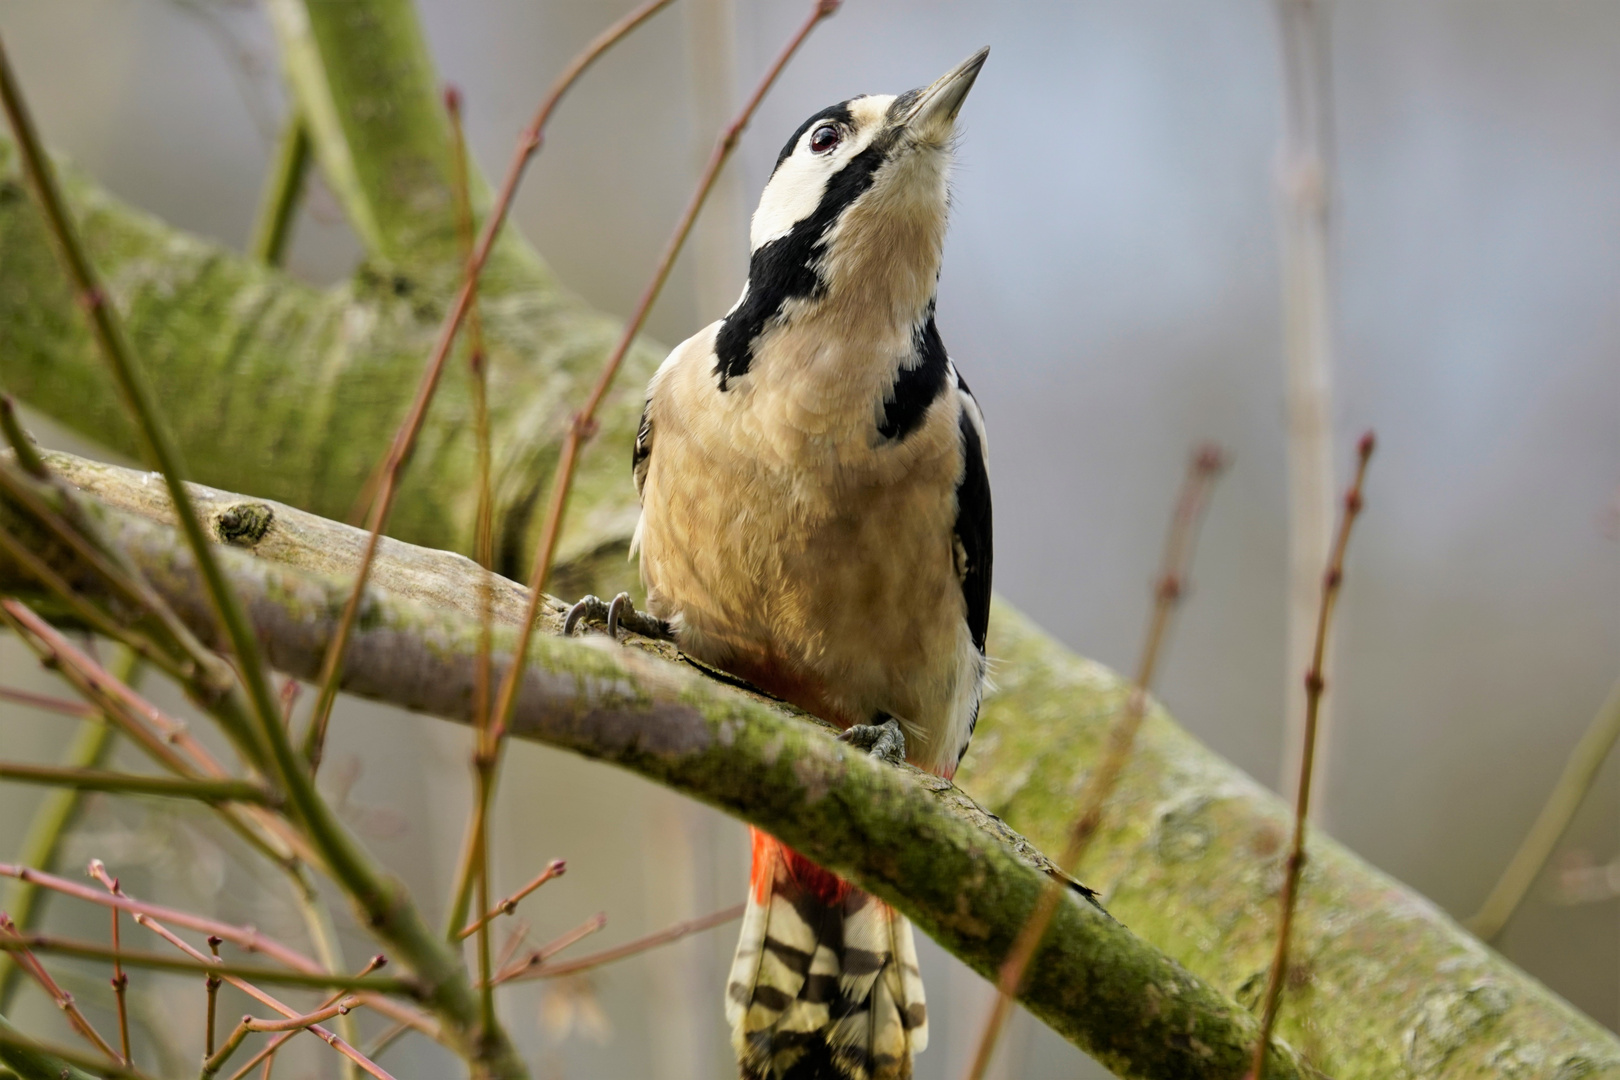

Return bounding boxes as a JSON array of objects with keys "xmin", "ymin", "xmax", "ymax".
[{"xmin": 743, "ymin": 48, "xmax": 988, "ymax": 321}]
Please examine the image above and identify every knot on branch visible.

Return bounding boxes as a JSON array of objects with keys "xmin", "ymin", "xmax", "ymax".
[{"xmin": 216, "ymin": 502, "xmax": 274, "ymax": 547}]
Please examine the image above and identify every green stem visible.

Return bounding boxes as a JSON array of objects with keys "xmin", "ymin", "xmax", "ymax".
[
  {"xmin": 249, "ymin": 110, "xmax": 310, "ymax": 267},
  {"xmin": 1466, "ymin": 672, "xmax": 1620, "ymax": 940},
  {"xmin": 0, "ymin": 715, "xmax": 119, "ymax": 1011},
  {"xmin": 0, "ymin": 938, "xmax": 415, "ymax": 995},
  {"xmin": 0, "ymin": 1015, "xmax": 130, "ymax": 1080},
  {"xmin": 0, "ymin": 33, "xmax": 284, "ymax": 773},
  {"xmin": 0, "ymin": 762, "xmax": 274, "ymax": 804},
  {"xmin": 0, "ymin": 44, "xmax": 507, "ymax": 1074}
]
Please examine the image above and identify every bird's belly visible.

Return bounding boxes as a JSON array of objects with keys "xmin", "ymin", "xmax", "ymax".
[{"xmin": 639, "ymin": 444, "xmax": 964, "ymax": 757}]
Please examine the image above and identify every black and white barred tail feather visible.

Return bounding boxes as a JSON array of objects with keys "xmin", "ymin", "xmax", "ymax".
[{"xmin": 728, "ymin": 831, "xmax": 927, "ymax": 1080}]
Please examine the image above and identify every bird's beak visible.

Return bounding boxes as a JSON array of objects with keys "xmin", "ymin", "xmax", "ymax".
[{"xmin": 900, "ymin": 47, "xmax": 989, "ymax": 141}]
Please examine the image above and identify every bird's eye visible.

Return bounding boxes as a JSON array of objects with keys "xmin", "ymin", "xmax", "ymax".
[{"xmin": 809, "ymin": 125, "xmax": 841, "ymax": 154}]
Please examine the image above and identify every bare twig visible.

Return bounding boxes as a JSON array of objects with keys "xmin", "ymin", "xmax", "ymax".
[
  {"xmin": 0, "ymin": 933, "xmax": 412, "ymax": 995},
  {"xmin": 206, "ymin": 936, "xmax": 223, "ymax": 1059},
  {"xmin": 491, "ymin": 912, "xmax": 607, "ymax": 985},
  {"xmin": 0, "ymin": 602, "xmax": 311, "ymax": 872},
  {"xmin": 0, "ymin": 863, "xmax": 440, "ymax": 1043},
  {"xmin": 0, "ymin": 685, "xmax": 97, "ymax": 719},
  {"xmin": 299, "ymin": 0, "xmax": 678, "ymax": 773},
  {"xmin": 964, "ymin": 445, "xmax": 1225, "ymax": 1079},
  {"xmin": 1466, "ymin": 674, "xmax": 1620, "ymax": 941},
  {"xmin": 456, "ymin": 859, "xmax": 565, "ymax": 941},
  {"xmin": 205, "ymin": 999, "xmax": 364, "ymax": 1079},
  {"xmin": 441, "ymin": 81, "xmax": 502, "ymax": 1042},
  {"xmin": 0, "ymin": 649, "xmax": 131, "ymax": 1012},
  {"xmin": 505, "ymin": 903, "xmax": 743, "ymax": 983},
  {"xmin": 1274, "ymin": 0, "xmax": 1339, "ymax": 812},
  {"xmin": 0, "ymin": 27, "xmax": 286, "ymax": 771},
  {"xmin": 0, "ymin": 914, "xmax": 121, "ymax": 1063},
  {"xmin": 106, "ymin": 888, "xmax": 130, "ymax": 1065},
  {"xmin": 222, "ymin": 957, "xmax": 387, "ymax": 1080},
  {"xmin": 134, "ymin": 917, "xmax": 398, "ymax": 1080},
  {"xmin": 1247, "ymin": 430, "xmax": 1374, "ymax": 1080}
]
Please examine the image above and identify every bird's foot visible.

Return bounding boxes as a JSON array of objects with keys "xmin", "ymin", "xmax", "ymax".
[
  {"xmin": 563, "ymin": 592, "xmax": 673, "ymax": 641},
  {"xmin": 838, "ymin": 714, "xmax": 907, "ymax": 766}
]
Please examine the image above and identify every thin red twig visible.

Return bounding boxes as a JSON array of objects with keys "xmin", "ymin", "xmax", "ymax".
[
  {"xmin": 0, "ymin": 862, "xmax": 439, "ymax": 1042},
  {"xmin": 0, "ymin": 685, "xmax": 96, "ymax": 718},
  {"xmin": 95, "ymin": 868, "xmax": 133, "ymax": 1065},
  {"xmin": 504, "ymin": 902, "xmax": 744, "ymax": 984},
  {"xmin": 300, "ymin": 0, "xmax": 679, "ymax": 772},
  {"xmin": 224, "ymin": 957, "xmax": 386, "ymax": 1080},
  {"xmin": 457, "ymin": 859, "xmax": 566, "ymax": 940},
  {"xmin": 965, "ymin": 444, "xmax": 1226, "ymax": 1080},
  {"xmin": 491, "ymin": 912, "xmax": 607, "ymax": 985},
  {"xmin": 0, "ymin": 911, "xmax": 122, "ymax": 1062},
  {"xmin": 1246, "ymin": 430, "xmax": 1374, "ymax": 1080},
  {"xmin": 133, "ymin": 913, "xmax": 397, "ymax": 1080}
]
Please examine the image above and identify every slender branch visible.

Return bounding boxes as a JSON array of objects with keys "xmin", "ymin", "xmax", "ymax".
[
  {"xmin": 0, "ymin": 602, "xmax": 311, "ymax": 873},
  {"xmin": 1274, "ymin": 0, "xmax": 1339, "ymax": 811},
  {"xmin": 222, "ymin": 958, "xmax": 389, "ymax": 1080},
  {"xmin": 0, "ymin": 28, "xmax": 286, "ymax": 775},
  {"xmin": 299, "ymin": 0, "xmax": 678, "ymax": 773},
  {"xmin": 205, "ymin": 937, "xmax": 222, "ymax": 1059},
  {"xmin": 0, "ymin": 864, "xmax": 439, "ymax": 1044},
  {"xmin": 0, "ymin": 685, "xmax": 96, "ymax": 719},
  {"xmin": 0, "ymin": 648, "xmax": 132, "ymax": 1011},
  {"xmin": 0, "ymin": 1020, "xmax": 152, "ymax": 1080},
  {"xmin": 1466, "ymin": 673, "xmax": 1620, "ymax": 940},
  {"xmin": 0, "ymin": 66, "xmax": 519, "ymax": 1054},
  {"xmin": 965, "ymin": 444, "xmax": 1225, "ymax": 1080},
  {"xmin": 249, "ymin": 109, "xmax": 310, "ymax": 266},
  {"xmin": 84, "ymin": 861, "xmax": 138, "ymax": 1073},
  {"xmin": 491, "ymin": 913, "xmax": 606, "ymax": 986},
  {"xmin": 0, "ymin": 397, "xmax": 45, "ymax": 479},
  {"xmin": 0, "ymin": 936, "xmax": 416, "ymax": 995},
  {"xmin": 1247, "ymin": 430, "xmax": 1374, "ymax": 1080},
  {"xmin": 134, "ymin": 915, "xmax": 399, "ymax": 1080},
  {"xmin": 440, "ymin": 82, "xmax": 502, "ymax": 1044},
  {"xmin": 504, "ymin": 903, "xmax": 742, "ymax": 982},
  {"xmin": 0, "ymin": 763, "xmax": 276, "ymax": 805},
  {"xmin": 456, "ymin": 860, "xmax": 565, "ymax": 941},
  {"xmin": 0, "ymin": 915, "xmax": 121, "ymax": 1063}
]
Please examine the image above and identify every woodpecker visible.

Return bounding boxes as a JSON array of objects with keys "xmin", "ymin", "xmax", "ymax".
[{"xmin": 589, "ymin": 48, "xmax": 992, "ymax": 1080}]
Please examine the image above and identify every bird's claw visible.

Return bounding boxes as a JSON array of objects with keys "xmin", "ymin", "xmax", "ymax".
[
  {"xmin": 563, "ymin": 592, "xmax": 674, "ymax": 642},
  {"xmin": 563, "ymin": 594, "xmax": 611, "ymax": 636},
  {"xmin": 839, "ymin": 715, "xmax": 906, "ymax": 766}
]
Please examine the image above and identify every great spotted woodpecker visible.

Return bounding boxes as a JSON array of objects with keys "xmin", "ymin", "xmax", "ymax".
[{"xmin": 580, "ymin": 47, "xmax": 992, "ymax": 1080}]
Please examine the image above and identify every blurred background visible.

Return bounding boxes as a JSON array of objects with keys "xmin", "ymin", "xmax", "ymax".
[{"xmin": 0, "ymin": 1, "xmax": 1617, "ymax": 1077}]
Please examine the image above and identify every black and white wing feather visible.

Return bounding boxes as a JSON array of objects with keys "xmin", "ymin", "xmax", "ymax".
[{"xmin": 952, "ymin": 370, "xmax": 992, "ymax": 653}]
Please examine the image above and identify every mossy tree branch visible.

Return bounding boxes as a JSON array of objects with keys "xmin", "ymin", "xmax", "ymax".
[
  {"xmin": 0, "ymin": 450, "xmax": 1307, "ymax": 1080},
  {"xmin": 11, "ymin": 450, "xmax": 1620, "ymax": 1077}
]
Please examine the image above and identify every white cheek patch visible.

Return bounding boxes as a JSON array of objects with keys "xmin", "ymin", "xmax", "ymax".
[
  {"xmin": 748, "ymin": 96, "xmax": 897, "ymax": 251},
  {"xmin": 750, "ymin": 160, "xmax": 833, "ymax": 249}
]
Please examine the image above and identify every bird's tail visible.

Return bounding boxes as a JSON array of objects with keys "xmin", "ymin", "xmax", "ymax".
[{"xmin": 726, "ymin": 829, "xmax": 927, "ymax": 1080}]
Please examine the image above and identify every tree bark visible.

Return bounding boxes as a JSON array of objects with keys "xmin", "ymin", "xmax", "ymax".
[
  {"xmin": 1, "ymin": 450, "xmax": 1308, "ymax": 1080},
  {"xmin": 0, "ymin": 0, "xmax": 1617, "ymax": 1071},
  {"xmin": 32, "ymin": 450, "xmax": 1620, "ymax": 1080}
]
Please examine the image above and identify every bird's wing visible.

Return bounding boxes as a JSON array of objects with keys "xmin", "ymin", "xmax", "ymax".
[
  {"xmin": 632, "ymin": 397, "xmax": 653, "ymax": 501},
  {"xmin": 952, "ymin": 369, "xmax": 993, "ymax": 654}
]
